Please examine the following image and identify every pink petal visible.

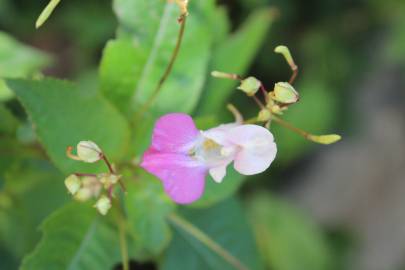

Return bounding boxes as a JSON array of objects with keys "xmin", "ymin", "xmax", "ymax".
[
  {"xmin": 227, "ymin": 125, "xmax": 277, "ymax": 175},
  {"xmin": 141, "ymin": 148, "xmax": 207, "ymax": 204},
  {"xmin": 151, "ymin": 113, "xmax": 200, "ymax": 153}
]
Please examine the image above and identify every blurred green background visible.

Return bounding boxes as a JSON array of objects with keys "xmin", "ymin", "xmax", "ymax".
[{"xmin": 1, "ymin": 0, "xmax": 405, "ymax": 269}]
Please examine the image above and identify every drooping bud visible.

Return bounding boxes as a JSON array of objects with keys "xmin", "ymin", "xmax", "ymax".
[
  {"xmin": 274, "ymin": 45, "xmax": 296, "ymax": 69},
  {"xmin": 94, "ymin": 195, "xmax": 111, "ymax": 215},
  {"xmin": 271, "ymin": 82, "xmax": 299, "ymax": 104},
  {"xmin": 257, "ymin": 109, "xmax": 271, "ymax": 122},
  {"xmin": 77, "ymin": 141, "xmax": 102, "ymax": 163},
  {"xmin": 64, "ymin": 174, "xmax": 81, "ymax": 195},
  {"xmin": 211, "ymin": 71, "xmax": 240, "ymax": 80},
  {"xmin": 237, "ymin": 77, "xmax": 261, "ymax": 96},
  {"xmin": 308, "ymin": 134, "xmax": 342, "ymax": 145},
  {"xmin": 74, "ymin": 187, "xmax": 93, "ymax": 202}
]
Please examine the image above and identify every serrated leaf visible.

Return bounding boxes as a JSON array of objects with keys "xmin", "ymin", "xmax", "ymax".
[
  {"xmin": 246, "ymin": 192, "xmax": 333, "ymax": 270},
  {"xmin": 162, "ymin": 198, "xmax": 263, "ymax": 270},
  {"xmin": 125, "ymin": 170, "xmax": 175, "ymax": 257},
  {"xmin": 20, "ymin": 202, "xmax": 121, "ymax": 270},
  {"xmin": 196, "ymin": 9, "xmax": 274, "ymax": 115},
  {"xmin": 6, "ymin": 78, "xmax": 130, "ymax": 174}
]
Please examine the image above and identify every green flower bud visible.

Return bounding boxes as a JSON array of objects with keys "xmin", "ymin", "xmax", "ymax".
[
  {"xmin": 272, "ymin": 82, "xmax": 299, "ymax": 104},
  {"xmin": 237, "ymin": 77, "xmax": 261, "ymax": 96},
  {"xmin": 64, "ymin": 174, "xmax": 81, "ymax": 195},
  {"xmin": 77, "ymin": 141, "xmax": 102, "ymax": 163},
  {"xmin": 257, "ymin": 109, "xmax": 271, "ymax": 122},
  {"xmin": 94, "ymin": 196, "xmax": 111, "ymax": 215}
]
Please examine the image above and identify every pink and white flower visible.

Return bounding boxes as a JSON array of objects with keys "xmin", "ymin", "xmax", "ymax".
[{"xmin": 140, "ymin": 113, "xmax": 277, "ymax": 204}]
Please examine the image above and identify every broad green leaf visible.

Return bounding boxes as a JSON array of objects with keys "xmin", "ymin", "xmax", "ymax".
[
  {"xmin": 0, "ymin": 159, "xmax": 67, "ymax": 259},
  {"xmin": 102, "ymin": 0, "xmax": 214, "ymax": 115},
  {"xmin": 99, "ymin": 39, "xmax": 146, "ymax": 115},
  {"xmin": 0, "ymin": 31, "xmax": 51, "ymax": 101},
  {"xmin": 196, "ymin": 9, "xmax": 274, "ymax": 115},
  {"xmin": 20, "ymin": 202, "xmax": 121, "ymax": 270},
  {"xmin": 125, "ymin": 170, "xmax": 175, "ymax": 257},
  {"xmin": 162, "ymin": 198, "xmax": 263, "ymax": 270},
  {"xmin": 6, "ymin": 78, "xmax": 130, "ymax": 174},
  {"xmin": 246, "ymin": 192, "xmax": 333, "ymax": 270},
  {"xmin": 0, "ymin": 104, "xmax": 18, "ymax": 135},
  {"xmin": 35, "ymin": 0, "xmax": 61, "ymax": 29}
]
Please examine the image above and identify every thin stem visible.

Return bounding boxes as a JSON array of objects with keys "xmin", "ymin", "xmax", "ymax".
[
  {"xmin": 102, "ymin": 154, "xmax": 126, "ymax": 193},
  {"xmin": 252, "ymin": 95, "xmax": 265, "ymax": 109},
  {"xmin": 74, "ymin": 173, "xmax": 97, "ymax": 177},
  {"xmin": 168, "ymin": 213, "xmax": 250, "ymax": 270},
  {"xmin": 289, "ymin": 65, "xmax": 298, "ymax": 85},
  {"xmin": 134, "ymin": 15, "xmax": 188, "ymax": 122},
  {"xmin": 271, "ymin": 114, "xmax": 313, "ymax": 140},
  {"xmin": 114, "ymin": 202, "xmax": 129, "ymax": 270}
]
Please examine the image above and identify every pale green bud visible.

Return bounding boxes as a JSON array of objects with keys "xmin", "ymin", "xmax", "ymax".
[
  {"xmin": 64, "ymin": 174, "xmax": 81, "ymax": 195},
  {"xmin": 237, "ymin": 77, "xmax": 261, "ymax": 96},
  {"xmin": 99, "ymin": 173, "xmax": 121, "ymax": 189},
  {"xmin": 74, "ymin": 187, "xmax": 93, "ymax": 202},
  {"xmin": 94, "ymin": 196, "xmax": 111, "ymax": 215},
  {"xmin": 272, "ymin": 82, "xmax": 299, "ymax": 104},
  {"xmin": 274, "ymin": 45, "xmax": 296, "ymax": 68},
  {"xmin": 77, "ymin": 141, "xmax": 102, "ymax": 163},
  {"xmin": 308, "ymin": 134, "xmax": 342, "ymax": 145},
  {"xmin": 257, "ymin": 109, "xmax": 271, "ymax": 122}
]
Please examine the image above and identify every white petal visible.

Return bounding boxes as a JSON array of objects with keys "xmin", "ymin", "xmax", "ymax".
[
  {"xmin": 227, "ymin": 125, "xmax": 277, "ymax": 175},
  {"xmin": 209, "ymin": 165, "xmax": 227, "ymax": 183},
  {"xmin": 202, "ymin": 123, "xmax": 239, "ymax": 145}
]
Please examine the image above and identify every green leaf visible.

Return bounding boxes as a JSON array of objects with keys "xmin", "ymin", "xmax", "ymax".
[
  {"xmin": 20, "ymin": 202, "xmax": 121, "ymax": 270},
  {"xmin": 196, "ymin": 9, "xmax": 274, "ymax": 115},
  {"xmin": 162, "ymin": 198, "xmax": 263, "ymax": 270},
  {"xmin": 246, "ymin": 192, "xmax": 333, "ymax": 270},
  {"xmin": 5, "ymin": 78, "xmax": 130, "ymax": 174},
  {"xmin": 0, "ymin": 32, "xmax": 51, "ymax": 78},
  {"xmin": 35, "ymin": 0, "xmax": 61, "ymax": 29},
  {"xmin": 99, "ymin": 39, "xmax": 146, "ymax": 115},
  {"xmin": 0, "ymin": 159, "xmax": 68, "ymax": 259},
  {"xmin": 0, "ymin": 31, "xmax": 51, "ymax": 101},
  {"xmin": 0, "ymin": 104, "xmax": 18, "ymax": 135},
  {"xmin": 125, "ymin": 170, "xmax": 175, "ymax": 257},
  {"xmin": 101, "ymin": 0, "xmax": 214, "ymax": 115}
]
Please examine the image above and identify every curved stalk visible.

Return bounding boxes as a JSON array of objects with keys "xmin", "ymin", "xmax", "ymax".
[{"xmin": 134, "ymin": 15, "xmax": 187, "ymax": 122}]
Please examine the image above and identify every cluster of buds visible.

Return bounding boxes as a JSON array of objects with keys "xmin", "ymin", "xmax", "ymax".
[
  {"xmin": 64, "ymin": 141, "xmax": 124, "ymax": 215},
  {"xmin": 211, "ymin": 45, "xmax": 341, "ymax": 145}
]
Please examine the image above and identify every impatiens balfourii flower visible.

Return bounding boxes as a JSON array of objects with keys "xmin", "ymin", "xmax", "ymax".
[{"xmin": 141, "ymin": 113, "xmax": 277, "ymax": 204}]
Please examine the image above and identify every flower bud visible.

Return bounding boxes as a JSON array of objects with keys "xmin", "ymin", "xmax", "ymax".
[
  {"xmin": 308, "ymin": 134, "xmax": 342, "ymax": 145},
  {"xmin": 99, "ymin": 173, "xmax": 121, "ymax": 189},
  {"xmin": 64, "ymin": 174, "xmax": 81, "ymax": 195},
  {"xmin": 237, "ymin": 77, "xmax": 261, "ymax": 96},
  {"xmin": 74, "ymin": 187, "xmax": 93, "ymax": 202},
  {"xmin": 77, "ymin": 141, "xmax": 102, "ymax": 163},
  {"xmin": 272, "ymin": 82, "xmax": 299, "ymax": 104},
  {"xmin": 94, "ymin": 196, "xmax": 111, "ymax": 215},
  {"xmin": 257, "ymin": 109, "xmax": 271, "ymax": 122}
]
